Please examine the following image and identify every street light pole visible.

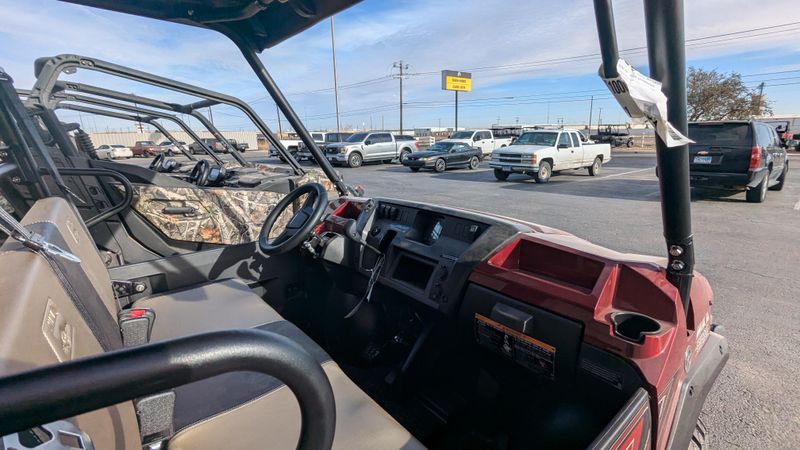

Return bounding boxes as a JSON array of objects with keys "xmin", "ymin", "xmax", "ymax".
[{"xmin": 330, "ymin": 17, "xmax": 342, "ymax": 135}]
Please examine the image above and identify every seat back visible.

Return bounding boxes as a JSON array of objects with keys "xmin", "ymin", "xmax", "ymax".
[{"xmin": 0, "ymin": 198, "xmax": 140, "ymax": 448}]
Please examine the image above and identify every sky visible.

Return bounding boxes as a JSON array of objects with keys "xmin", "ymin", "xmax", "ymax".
[{"xmin": 2, "ymin": 0, "xmax": 800, "ymax": 133}]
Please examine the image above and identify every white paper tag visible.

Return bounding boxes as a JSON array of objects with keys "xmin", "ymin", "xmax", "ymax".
[{"xmin": 599, "ymin": 59, "xmax": 693, "ymax": 147}]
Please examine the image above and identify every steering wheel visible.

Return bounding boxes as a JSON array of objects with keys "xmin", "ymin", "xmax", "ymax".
[
  {"xmin": 189, "ymin": 159, "xmax": 210, "ymax": 185},
  {"xmin": 149, "ymin": 153, "xmax": 166, "ymax": 171},
  {"xmin": 259, "ymin": 183, "xmax": 328, "ymax": 255}
]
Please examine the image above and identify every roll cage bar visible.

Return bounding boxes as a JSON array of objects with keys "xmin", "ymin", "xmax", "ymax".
[
  {"xmin": 53, "ymin": 102, "xmax": 201, "ymax": 161},
  {"xmin": 594, "ymin": 0, "xmax": 694, "ymax": 311},
  {"xmin": 51, "ymin": 91, "xmax": 228, "ymax": 166},
  {"xmin": 30, "ymin": 53, "xmax": 350, "ymax": 196},
  {"xmin": 52, "ymin": 80, "xmax": 252, "ymax": 168}
]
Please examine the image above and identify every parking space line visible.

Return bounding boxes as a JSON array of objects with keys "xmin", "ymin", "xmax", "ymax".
[{"xmin": 572, "ymin": 167, "xmax": 654, "ymax": 183}]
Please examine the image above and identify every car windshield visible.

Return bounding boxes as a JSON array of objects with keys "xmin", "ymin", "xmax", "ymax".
[
  {"xmin": 111, "ymin": 145, "xmax": 126, "ymax": 148},
  {"xmin": 688, "ymin": 123, "xmax": 752, "ymax": 145},
  {"xmin": 345, "ymin": 132, "xmax": 369, "ymax": 142},
  {"xmin": 428, "ymin": 142, "xmax": 454, "ymax": 152},
  {"xmin": 136, "ymin": 141, "xmax": 154, "ymax": 146},
  {"xmin": 450, "ymin": 131, "xmax": 474, "ymax": 139},
  {"xmin": 159, "ymin": 141, "xmax": 171, "ymax": 145},
  {"xmin": 513, "ymin": 132, "xmax": 558, "ymax": 146}
]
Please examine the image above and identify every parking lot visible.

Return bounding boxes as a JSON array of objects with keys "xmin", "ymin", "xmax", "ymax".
[{"xmin": 122, "ymin": 150, "xmax": 800, "ymax": 448}]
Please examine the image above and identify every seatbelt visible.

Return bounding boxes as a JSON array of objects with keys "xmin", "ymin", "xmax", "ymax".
[{"xmin": 0, "ymin": 208, "xmax": 123, "ymax": 351}]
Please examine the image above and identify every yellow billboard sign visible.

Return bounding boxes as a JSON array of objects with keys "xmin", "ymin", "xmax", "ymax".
[{"xmin": 442, "ymin": 70, "xmax": 472, "ymax": 92}]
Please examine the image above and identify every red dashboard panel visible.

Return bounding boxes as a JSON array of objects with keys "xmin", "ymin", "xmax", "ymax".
[{"xmin": 468, "ymin": 233, "xmax": 712, "ymax": 446}]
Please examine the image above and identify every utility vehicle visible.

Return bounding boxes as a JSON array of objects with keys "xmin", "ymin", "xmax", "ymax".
[
  {"xmin": 0, "ymin": 1, "xmax": 727, "ymax": 450},
  {"xmin": 591, "ymin": 124, "xmax": 635, "ymax": 148}
]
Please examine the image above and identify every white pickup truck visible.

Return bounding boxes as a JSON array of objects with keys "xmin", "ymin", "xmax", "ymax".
[
  {"xmin": 489, "ymin": 129, "xmax": 611, "ymax": 183},
  {"xmin": 440, "ymin": 129, "xmax": 513, "ymax": 156}
]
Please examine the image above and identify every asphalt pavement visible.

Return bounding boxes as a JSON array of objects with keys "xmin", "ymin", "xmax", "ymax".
[{"xmin": 121, "ymin": 150, "xmax": 800, "ymax": 449}]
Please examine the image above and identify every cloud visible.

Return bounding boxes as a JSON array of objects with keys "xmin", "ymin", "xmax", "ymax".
[{"xmin": 1, "ymin": 0, "xmax": 799, "ymax": 130}]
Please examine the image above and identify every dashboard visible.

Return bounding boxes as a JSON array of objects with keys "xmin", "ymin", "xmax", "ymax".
[{"xmin": 319, "ymin": 198, "xmax": 528, "ymax": 315}]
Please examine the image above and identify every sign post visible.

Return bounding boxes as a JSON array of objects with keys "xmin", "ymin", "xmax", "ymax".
[{"xmin": 441, "ymin": 70, "xmax": 471, "ymax": 130}]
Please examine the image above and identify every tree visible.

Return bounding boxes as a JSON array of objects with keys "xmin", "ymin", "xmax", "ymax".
[{"xmin": 686, "ymin": 67, "xmax": 771, "ymax": 121}]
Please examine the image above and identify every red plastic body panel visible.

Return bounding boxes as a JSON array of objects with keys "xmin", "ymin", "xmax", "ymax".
[{"xmin": 469, "ymin": 233, "xmax": 714, "ymax": 450}]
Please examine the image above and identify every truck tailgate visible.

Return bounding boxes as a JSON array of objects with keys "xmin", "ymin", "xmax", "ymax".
[{"xmin": 688, "ymin": 144, "xmax": 750, "ymax": 173}]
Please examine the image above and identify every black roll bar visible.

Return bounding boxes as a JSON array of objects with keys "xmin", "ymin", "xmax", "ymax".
[
  {"xmin": 29, "ymin": 54, "xmax": 306, "ymax": 175},
  {"xmin": 593, "ymin": 0, "xmax": 695, "ymax": 312},
  {"xmin": 54, "ymin": 93, "xmax": 226, "ymax": 165},
  {"xmin": 0, "ymin": 329, "xmax": 336, "ymax": 450},
  {"xmin": 237, "ymin": 48, "xmax": 351, "ymax": 196},
  {"xmin": 53, "ymin": 81, "xmax": 251, "ymax": 167},
  {"xmin": 52, "ymin": 102, "xmax": 198, "ymax": 161}
]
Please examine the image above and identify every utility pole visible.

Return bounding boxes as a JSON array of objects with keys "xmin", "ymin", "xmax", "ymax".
[
  {"xmin": 598, "ymin": 107, "xmax": 603, "ymax": 126},
  {"xmin": 754, "ymin": 82, "xmax": 765, "ymax": 117},
  {"xmin": 370, "ymin": 115, "xmax": 373, "ymax": 130},
  {"xmin": 330, "ymin": 17, "xmax": 342, "ymax": 134},
  {"xmin": 208, "ymin": 106, "xmax": 214, "ymax": 125},
  {"xmin": 275, "ymin": 104, "xmax": 283, "ymax": 137},
  {"xmin": 381, "ymin": 115, "xmax": 384, "ymax": 130},
  {"xmin": 546, "ymin": 102, "xmax": 550, "ymax": 124},
  {"xmin": 588, "ymin": 95, "xmax": 594, "ymax": 129},
  {"xmin": 393, "ymin": 60, "xmax": 408, "ymax": 134}
]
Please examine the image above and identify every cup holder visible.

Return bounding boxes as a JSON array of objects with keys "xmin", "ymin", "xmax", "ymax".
[{"xmin": 611, "ymin": 312, "xmax": 661, "ymax": 344}]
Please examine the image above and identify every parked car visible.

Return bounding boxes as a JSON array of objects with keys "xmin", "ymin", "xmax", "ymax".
[
  {"xmin": 98, "ymin": 144, "xmax": 133, "ymax": 159},
  {"xmin": 188, "ymin": 138, "xmax": 224, "ymax": 155},
  {"xmin": 687, "ymin": 120, "xmax": 788, "ymax": 202},
  {"xmin": 227, "ymin": 139, "xmax": 248, "ymax": 152},
  {"xmin": 489, "ymin": 129, "xmax": 612, "ymax": 183},
  {"xmin": 158, "ymin": 140, "xmax": 187, "ymax": 156},
  {"xmin": 94, "ymin": 145, "xmax": 112, "ymax": 160},
  {"xmin": 268, "ymin": 133, "xmax": 303, "ymax": 158},
  {"xmin": 324, "ymin": 131, "xmax": 417, "ymax": 168},
  {"xmin": 130, "ymin": 140, "xmax": 160, "ymax": 157},
  {"xmin": 440, "ymin": 129, "xmax": 513, "ymax": 156},
  {"xmin": 402, "ymin": 141, "xmax": 481, "ymax": 172},
  {"xmin": 784, "ymin": 139, "xmax": 799, "ymax": 151},
  {"xmin": 297, "ymin": 132, "xmax": 352, "ymax": 161}
]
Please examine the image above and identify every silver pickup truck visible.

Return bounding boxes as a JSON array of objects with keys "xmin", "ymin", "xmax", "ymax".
[{"xmin": 325, "ymin": 131, "xmax": 417, "ymax": 168}]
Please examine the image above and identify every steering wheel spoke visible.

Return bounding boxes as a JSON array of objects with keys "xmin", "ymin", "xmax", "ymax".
[{"xmin": 258, "ymin": 183, "xmax": 329, "ymax": 255}]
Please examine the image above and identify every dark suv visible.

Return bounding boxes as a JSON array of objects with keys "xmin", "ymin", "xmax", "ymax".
[{"xmin": 688, "ymin": 121, "xmax": 788, "ymax": 203}]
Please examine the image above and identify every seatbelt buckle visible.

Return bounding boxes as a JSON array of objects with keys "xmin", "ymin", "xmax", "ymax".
[{"xmin": 118, "ymin": 308, "xmax": 155, "ymax": 347}]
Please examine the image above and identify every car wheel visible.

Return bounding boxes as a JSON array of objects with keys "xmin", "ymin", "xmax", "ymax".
[
  {"xmin": 746, "ymin": 174, "xmax": 768, "ymax": 203},
  {"xmin": 468, "ymin": 156, "xmax": 480, "ymax": 170},
  {"xmin": 398, "ymin": 150, "xmax": 411, "ymax": 163},
  {"xmin": 588, "ymin": 156, "xmax": 602, "ymax": 176},
  {"xmin": 166, "ymin": 149, "xmax": 174, "ymax": 156},
  {"xmin": 434, "ymin": 158, "xmax": 446, "ymax": 173},
  {"xmin": 626, "ymin": 138, "xmax": 634, "ymax": 148},
  {"xmin": 347, "ymin": 152, "xmax": 363, "ymax": 168},
  {"xmin": 534, "ymin": 161, "xmax": 552, "ymax": 183},
  {"xmin": 410, "ymin": 167, "xmax": 420, "ymax": 172},
  {"xmin": 769, "ymin": 161, "xmax": 787, "ymax": 191},
  {"xmin": 493, "ymin": 168, "xmax": 509, "ymax": 181}
]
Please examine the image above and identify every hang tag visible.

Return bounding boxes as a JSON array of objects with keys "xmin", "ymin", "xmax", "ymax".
[{"xmin": 599, "ymin": 59, "xmax": 693, "ymax": 148}]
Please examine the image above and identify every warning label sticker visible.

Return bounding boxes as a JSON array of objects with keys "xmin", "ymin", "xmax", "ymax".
[{"xmin": 474, "ymin": 313, "xmax": 556, "ymax": 379}]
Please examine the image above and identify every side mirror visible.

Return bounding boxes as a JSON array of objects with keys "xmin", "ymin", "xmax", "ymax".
[
  {"xmin": 557, "ymin": 144, "xmax": 569, "ymax": 149},
  {"xmin": 473, "ymin": 136, "xmax": 480, "ymax": 141},
  {"xmin": 364, "ymin": 140, "xmax": 372, "ymax": 145}
]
